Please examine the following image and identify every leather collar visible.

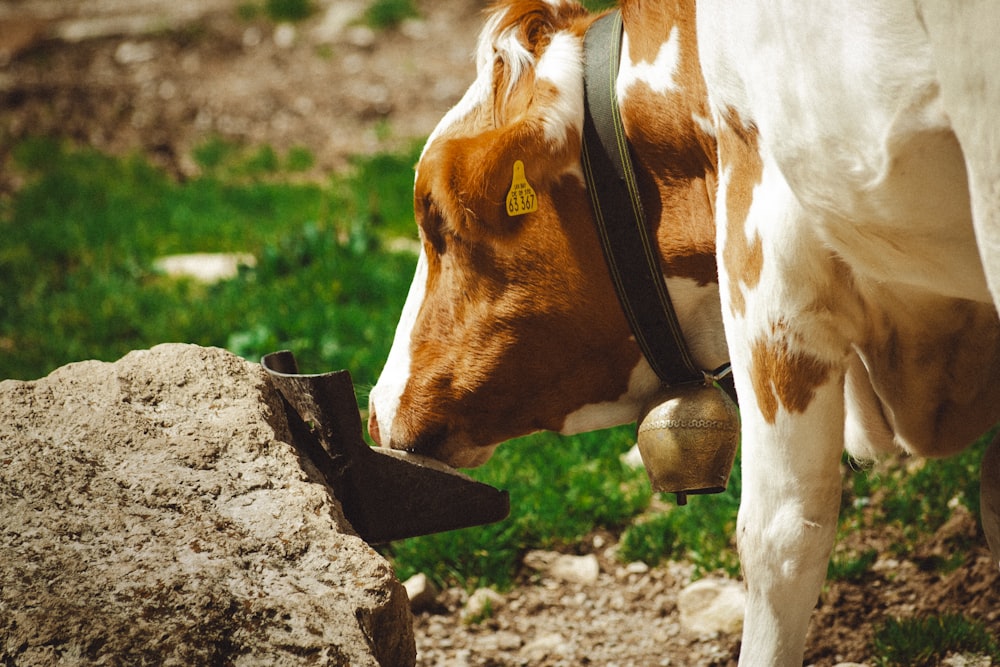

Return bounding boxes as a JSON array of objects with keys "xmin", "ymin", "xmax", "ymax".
[{"xmin": 581, "ymin": 10, "xmax": 705, "ymax": 387}]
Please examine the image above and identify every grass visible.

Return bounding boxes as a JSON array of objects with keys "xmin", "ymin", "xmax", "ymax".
[
  {"xmin": 0, "ymin": 137, "xmax": 419, "ymax": 382},
  {"xmin": 2, "ymin": 135, "xmax": 994, "ymax": 635},
  {"xmin": 361, "ymin": 0, "xmax": 420, "ymax": 30},
  {"xmin": 872, "ymin": 614, "xmax": 1000, "ymax": 667},
  {"xmin": 238, "ymin": 0, "xmax": 315, "ymax": 23},
  {"xmin": 384, "ymin": 428, "xmax": 650, "ymax": 590},
  {"xmin": 619, "ymin": 470, "xmax": 742, "ymax": 578}
]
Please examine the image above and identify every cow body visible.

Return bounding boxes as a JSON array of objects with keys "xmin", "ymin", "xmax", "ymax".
[
  {"xmin": 698, "ymin": 1, "xmax": 1000, "ymax": 662},
  {"xmin": 369, "ymin": 1, "xmax": 1000, "ymax": 664}
]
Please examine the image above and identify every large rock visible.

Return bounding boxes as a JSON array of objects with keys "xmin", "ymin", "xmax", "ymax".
[{"xmin": 0, "ymin": 344, "xmax": 415, "ymax": 666}]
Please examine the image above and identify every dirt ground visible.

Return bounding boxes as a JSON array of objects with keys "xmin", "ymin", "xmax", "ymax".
[{"xmin": 1, "ymin": 1, "xmax": 998, "ymax": 665}]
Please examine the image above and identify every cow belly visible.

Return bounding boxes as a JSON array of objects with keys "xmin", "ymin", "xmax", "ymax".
[
  {"xmin": 813, "ymin": 128, "xmax": 990, "ymax": 304},
  {"xmin": 853, "ymin": 286, "xmax": 1000, "ymax": 458}
]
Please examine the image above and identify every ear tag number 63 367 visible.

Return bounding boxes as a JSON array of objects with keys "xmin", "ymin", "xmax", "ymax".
[{"xmin": 506, "ymin": 160, "xmax": 538, "ymax": 216}]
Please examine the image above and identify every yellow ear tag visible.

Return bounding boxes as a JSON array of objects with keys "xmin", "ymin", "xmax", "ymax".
[{"xmin": 505, "ymin": 160, "xmax": 538, "ymax": 216}]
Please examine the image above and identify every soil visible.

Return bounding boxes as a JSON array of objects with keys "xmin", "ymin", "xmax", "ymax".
[{"xmin": 1, "ymin": 1, "xmax": 998, "ymax": 665}]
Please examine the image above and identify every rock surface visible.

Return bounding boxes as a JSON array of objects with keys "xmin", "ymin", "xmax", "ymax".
[
  {"xmin": 677, "ymin": 577, "xmax": 746, "ymax": 637},
  {"xmin": 0, "ymin": 343, "xmax": 414, "ymax": 666}
]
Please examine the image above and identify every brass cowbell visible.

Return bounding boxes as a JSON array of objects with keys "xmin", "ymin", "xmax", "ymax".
[{"xmin": 635, "ymin": 378, "xmax": 740, "ymax": 505}]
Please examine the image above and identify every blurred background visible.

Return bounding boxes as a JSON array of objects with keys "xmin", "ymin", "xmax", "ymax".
[
  {"xmin": 0, "ymin": 0, "xmax": 483, "ymax": 182},
  {"xmin": 0, "ymin": 0, "xmax": 489, "ymax": 382}
]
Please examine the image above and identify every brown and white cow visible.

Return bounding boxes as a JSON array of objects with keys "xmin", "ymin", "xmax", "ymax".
[{"xmin": 368, "ymin": 0, "xmax": 1000, "ymax": 664}]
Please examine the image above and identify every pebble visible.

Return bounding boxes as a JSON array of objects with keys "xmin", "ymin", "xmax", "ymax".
[
  {"xmin": 114, "ymin": 40, "xmax": 156, "ymax": 65},
  {"xmin": 345, "ymin": 25, "xmax": 376, "ymax": 49},
  {"xmin": 521, "ymin": 632, "xmax": 569, "ymax": 661},
  {"xmin": 524, "ymin": 550, "xmax": 601, "ymax": 585},
  {"xmin": 273, "ymin": 23, "xmax": 296, "ymax": 49},
  {"xmin": 460, "ymin": 587, "xmax": 505, "ymax": 623},
  {"xmin": 625, "ymin": 560, "xmax": 650, "ymax": 575},
  {"xmin": 621, "ymin": 442, "xmax": 645, "ymax": 469},
  {"xmin": 677, "ymin": 577, "xmax": 746, "ymax": 636},
  {"xmin": 550, "ymin": 553, "xmax": 600, "ymax": 585},
  {"xmin": 152, "ymin": 253, "xmax": 256, "ymax": 284},
  {"xmin": 403, "ymin": 573, "xmax": 438, "ymax": 612}
]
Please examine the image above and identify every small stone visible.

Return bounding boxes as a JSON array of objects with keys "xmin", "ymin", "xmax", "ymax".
[
  {"xmin": 403, "ymin": 573, "xmax": 438, "ymax": 612},
  {"xmin": 479, "ymin": 630, "xmax": 522, "ymax": 652},
  {"xmin": 621, "ymin": 442, "xmax": 645, "ymax": 469},
  {"xmin": 273, "ymin": 23, "xmax": 296, "ymax": 49},
  {"xmin": 549, "ymin": 553, "xmax": 600, "ymax": 584},
  {"xmin": 521, "ymin": 632, "xmax": 568, "ymax": 661},
  {"xmin": 346, "ymin": 25, "xmax": 375, "ymax": 49},
  {"xmin": 677, "ymin": 577, "xmax": 746, "ymax": 636},
  {"xmin": 242, "ymin": 26, "xmax": 262, "ymax": 48},
  {"xmin": 153, "ymin": 253, "xmax": 256, "ymax": 283},
  {"xmin": 460, "ymin": 587, "xmax": 505, "ymax": 623},
  {"xmin": 114, "ymin": 40, "xmax": 156, "ymax": 65},
  {"xmin": 626, "ymin": 561, "xmax": 650, "ymax": 575}
]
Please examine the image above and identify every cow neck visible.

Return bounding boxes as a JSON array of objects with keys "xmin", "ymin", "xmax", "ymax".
[{"xmin": 581, "ymin": 10, "xmax": 706, "ymax": 388}]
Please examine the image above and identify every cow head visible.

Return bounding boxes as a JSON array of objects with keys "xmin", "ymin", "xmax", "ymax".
[{"xmin": 368, "ymin": 0, "xmax": 723, "ymax": 467}]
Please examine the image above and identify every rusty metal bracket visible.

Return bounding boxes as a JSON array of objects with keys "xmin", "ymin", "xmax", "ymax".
[{"xmin": 261, "ymin": 350, "xmax": 510, "ymax": 544}]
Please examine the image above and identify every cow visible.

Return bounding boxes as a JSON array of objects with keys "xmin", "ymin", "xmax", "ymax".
[{"xmin": 367, "ymin": 0, "xmax": 1000, "ymax": 664}]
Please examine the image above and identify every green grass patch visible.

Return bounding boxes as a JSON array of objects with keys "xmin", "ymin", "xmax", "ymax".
[
  {"xmin": 0, "ymin": 136, "xmax": 416, "ymax": 382},
  {"xmin": 827, "ymin": 547, "xmax": 878, "ymax": 582},
  {"xmin": 238, "ymin": 0, "xmax": 315, "ymax": 23},
  {"xmin": 872, "ymin": 614, "xmax": 1000, "ymax": 667},
  {"xmin": 382, "ymin": 427, "xmax": 651, "ymax": 591},
  {"xmin": 361, "ymin": 0, "xmax": 419, "ymax": 30},
  {"xmin": 618, "ymin": 462, "xmax": 741, "ymax": 578},
  {"xmin": 841, "ymin": 434, "xmax": 990, "ymax": 551}
]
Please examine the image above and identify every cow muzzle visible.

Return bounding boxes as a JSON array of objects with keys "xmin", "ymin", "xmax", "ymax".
[{"xmin": 368, "ymin": 397, "xmax": 498, "ymax": 469}]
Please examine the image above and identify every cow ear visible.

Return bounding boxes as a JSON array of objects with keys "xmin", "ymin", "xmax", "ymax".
[
  {"xmin": 484, "ymin": 0, "xmax": 589, "ymax": 126},
  {"xmin": 417, "ymin": 1, "xmax": 590, "ymax": 239}
]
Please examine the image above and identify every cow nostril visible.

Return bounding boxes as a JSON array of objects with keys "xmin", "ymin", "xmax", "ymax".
[{"xmin": 368, "ymin": 403, "xmax": 383, "ymax": 446}]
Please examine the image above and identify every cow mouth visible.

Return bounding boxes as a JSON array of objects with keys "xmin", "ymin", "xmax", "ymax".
[
  {"xmin": 368, "ymin": 402, "xmax": 499, "ymax": 468},
  {"xmin": 396, "ymin": 430, "xmax": 498, "ymax": 469}
]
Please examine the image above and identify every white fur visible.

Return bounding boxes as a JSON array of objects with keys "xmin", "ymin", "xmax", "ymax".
[
  {"xmin": 535, "ymin": 31, "xmax": 585, "ymax": 145},
  {"xmin": 617, "ymin": 26, "xmax": 681, "ymax": 97},
  {"xmin": 560, "ymin": 356, "xmax": 659, "ymax": 434},
  {"xmin": 698, "ymin": 1, "xmax": 1000, "ymax": 664},
  {"xmin": 559, "ymin": 276, "xmax": 728, "ymax": 435},
  {"xmin": 368, "ymin": 249, "xmax": 427, "ymax": 448}
]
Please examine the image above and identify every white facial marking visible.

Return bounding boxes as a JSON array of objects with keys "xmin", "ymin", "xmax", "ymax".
[
  {"xmin": 559, "ymin": 356, "xmax": 660, "ymax": 434},
  {"xmin": 534, "ymin": 31, "xmax": 585, "ymax": 144},
  {"xmin": 617, "ymin": 26, "xmax": 681, "ymax": 99},
  {"xmin": 368, "ymin": 250, "xmax": 428, "ymax": 447}
]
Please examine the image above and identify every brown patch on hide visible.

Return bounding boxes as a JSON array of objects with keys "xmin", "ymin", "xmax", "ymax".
[
  {"xmin": 717, "ymin": 108, "xmax": 764, "ymax": 316},
  {"xmin": 617, "ymin": 0, "xmax": 719, "ymax": 286},
  {"xmin": 750, "ymin": 324, "xmax": 833, "ymax": 424}
]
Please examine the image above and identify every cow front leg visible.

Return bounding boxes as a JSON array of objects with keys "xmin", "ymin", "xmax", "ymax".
[
  {"xmin": 733, "ymin": 360, "xmax": 844, "ymax": 666},
  {"xmin": 712, "ymin": 108, "xmax": 857, "ymax": 665}
]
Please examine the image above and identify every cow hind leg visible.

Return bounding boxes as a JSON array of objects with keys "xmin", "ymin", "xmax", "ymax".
[{"xmin": 982, "ymin": 432, "xmax": 1000, "ymax": 570}]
